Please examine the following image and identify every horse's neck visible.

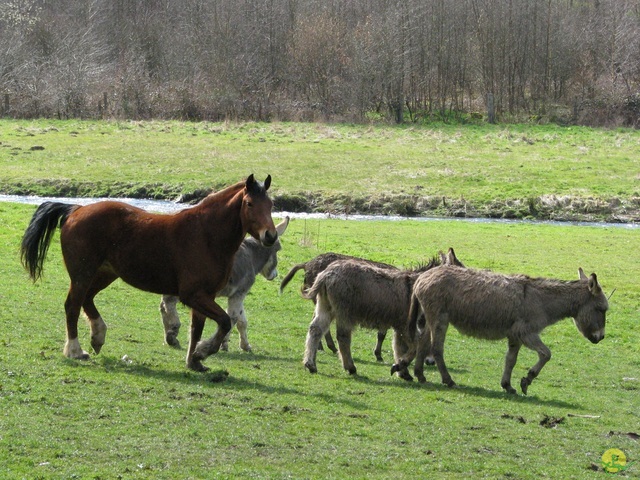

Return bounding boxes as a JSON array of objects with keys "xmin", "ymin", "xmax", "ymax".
[{"xmin": 196, "ymin": 188, "xmax": 246, "ymax": 247}]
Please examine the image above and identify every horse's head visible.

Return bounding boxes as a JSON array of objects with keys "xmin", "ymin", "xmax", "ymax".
[
  {"xmin": 242, "ymin": 174, "xmax": 278, "ymax": 247},
  {"xmin": 574, "ymin": 268, "xmax": 608, "ymax": 344}
]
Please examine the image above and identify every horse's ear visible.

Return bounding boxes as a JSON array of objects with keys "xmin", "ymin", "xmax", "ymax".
[
  {"xmin": 246, "ymin": 174, "xmax": 256, "ymax": 190},
  {"xmin": 276, "ymin": 216, "xmax": 289, "ymax": 236},
  {"xmin": 588, "ymin": 273, "xmax": 602, "ymax": 294},
  {"xmin": 578, "ymin": 267, "xmax": 588, "ymax": 281},
  {"xmin": 264, "ymin": 175, "xmax": 271, "ymax": 191}
]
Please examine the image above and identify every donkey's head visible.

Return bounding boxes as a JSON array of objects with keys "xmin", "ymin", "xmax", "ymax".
[
  {"xmin": 574, "ymin": 268, "xmax": 608, "ymax": 344},
  {"xmin": 259, "ymin": 217, "xmax": 289, "ymax": 281}
]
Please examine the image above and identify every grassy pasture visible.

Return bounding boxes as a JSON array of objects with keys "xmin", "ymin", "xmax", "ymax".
[
  {"xmin": 0, "ymin": 201, "xmax": 638, "ymax": 479},
  {"xmin": 1, "ymin": 119, "xmax": 640, "ymax": 220}
]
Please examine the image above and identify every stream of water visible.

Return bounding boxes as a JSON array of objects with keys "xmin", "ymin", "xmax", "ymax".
[{"xmin": 2, "ymin": 194, "xmax": 638, "ymax": 230}]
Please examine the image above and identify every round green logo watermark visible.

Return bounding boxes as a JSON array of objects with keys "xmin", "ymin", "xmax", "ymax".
[{"xmin": 602, "ymin": 448, "xmax": 627, "ymax": 473}]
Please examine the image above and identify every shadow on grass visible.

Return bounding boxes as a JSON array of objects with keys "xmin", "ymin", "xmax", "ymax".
[{"xmin": 93, "ymin": 354, "xmax": 371, "ymax": 410}]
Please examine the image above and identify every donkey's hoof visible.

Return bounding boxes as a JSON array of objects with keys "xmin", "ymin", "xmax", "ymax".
[
  {"xmin": 503, "ymin": 385, "xmax": 517, "ymax": 395},
  {"xmin": 397, "ymin": 370, "xmax": 413, "ymax": 382},
  {"xmin": 347, "ymin": 367, "xmax": 357, "ymax": 375},
  {"xmin": 304, "ymin": 362, "xmax": 317, "ymax": 374},
  {"xmin": 520, "ymin": 377, "xmax": 529, "ymax": 395},
  {"xmin": 375, "ymin": 352, "xmax": 384, "ymax": 362},
  {"xmin": 416, "ymin": 374, "xmax": 427, "ymax": 384},
  {"xmin": 425, "ymin": 356, "xmax": 436, "ymax": 366},
  {"xmin": 187, "ymin": 359, "xmax": 209, "ymax": 372},
  {"xmin": 445, "ymin": 379, "xmax": 457, "ymax": 388},
  {"xmin": 91, "ymin": 342, "xmax": 103, "ymax": 354},
  {"xmin": 390, "ymin": 362, "xmax": 407, "ymax": 375},
  {"xmin": 165, "ymin": 332, "xmax": 181, "ymax": 348}
]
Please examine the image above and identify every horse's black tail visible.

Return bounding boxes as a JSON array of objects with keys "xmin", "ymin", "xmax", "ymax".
[
  {"xmin": 21, "ymin": 202, "xmax": 77, "ymax": 281},
  {"xmin": 279, "ymin": 262, "xmax": 307, "ymax": 294}
]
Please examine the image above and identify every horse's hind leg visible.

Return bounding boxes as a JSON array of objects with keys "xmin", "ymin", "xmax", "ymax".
[
  {"xmin": 519, "ymin": 334, "xmax": 551, "ymax": 395},
  {"xmin": 82, "ymin": 270, "xmax": 117, "ymax": 354},
  {"xmin": 63, "ymin": 282, "xmax": 91, "ymax": 360},
  {"xmin": 501, "ymin": 337, "xmax": 522, "ymax": 394},
  {"xmin": 160, "ymin": 295, "xmax": 181, "ymax": 348}
]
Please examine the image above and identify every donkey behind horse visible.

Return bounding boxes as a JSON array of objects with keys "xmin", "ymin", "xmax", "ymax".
[
  {"xmin": 394, "ymin": 265, "xmax": 608, "ymax": 394},
  {"xmin": 160, "ymin": 216, "xmax": 289, "ymax": 352},
  {"xmin": 21, "ymin": 175, "xmax": 277, "ymax": 372}
]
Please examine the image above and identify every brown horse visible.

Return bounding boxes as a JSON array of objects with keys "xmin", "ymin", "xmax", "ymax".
[{"xmin": 21, "ymin": 174, "xmax": 277, "ymax": 372}]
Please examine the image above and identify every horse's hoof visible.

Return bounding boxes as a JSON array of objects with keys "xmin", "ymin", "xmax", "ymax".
[
  {"xmin": 504, "ymin": 385, "xmax": 517, "ymax": 395},
  {"xmin": 241, "ymin": 344, "xmax": 252, "ymax": 353},
  {"xmin": 375, "ymin": 352, "xmax": 384, "ymax": 362},
  {"xmin": 520, "ymin": 377, "xmax": 529, "ymax": 395},
  {"xmin": 445, "ymin": 379, "xmax": 456, "ymax": 388},
  {"xmin": 91, "ymin": 343, "xmax": 103, "ymax": 354}
]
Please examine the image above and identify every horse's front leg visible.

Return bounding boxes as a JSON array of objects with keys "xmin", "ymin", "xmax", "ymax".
[
  {"xmin": 182, "ymin": 293, "xmax": 231, "ymax": 372},
  {"xmin": 501, "ymin": 337, "xmax": 522, "ymax": 394},
  {"xmin": 520, "ymin": 334, "xmax": 551, "ymax": 395},
  {"xmin": 160, "ymin": 295, "xmax": 181, "ymax": 348}
]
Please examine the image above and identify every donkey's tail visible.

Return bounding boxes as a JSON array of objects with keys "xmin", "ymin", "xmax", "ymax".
[
  {"xmin": 279, "ymin": 262, "xmax": 307, "ymax": 294},
  {"xmin": 406, "ymin": 292, "xmax": 424, "ymax": 343},
  {"xmin": 301, "ymin": 269, "xmax": 328, "ymax": 302},
  {"xmin": 21, "ymin": 202, "xmax": 77, "ymax": 281}
]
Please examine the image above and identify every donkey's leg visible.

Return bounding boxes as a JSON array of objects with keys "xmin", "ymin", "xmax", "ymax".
[
  {"xmin": 390, "ymin": 330, "xmax": 413, "ymax": 381},
  {"xmin": 323, "ymin": 330, "xmax": 338, "ymax": 353},
  {"xmin": 501, "ymin": 337, "xmax": 522, "ymax": 394},
  {"xmin": 431, "ymin": 315, "xmax": 455, "ymax": 387},
  {"xmin": 374, "ymin": 329, "xmax": 387, "ymax": 362},
  {"xmin": 160, "ymin": 295, "xmax": 181, "ymax": 348},
  {"xmin": 303, "ymin": 304, "xmax": 332, "ymax": 373},
  {"xmin": 227, "ymin": 295, "xmax": 252, "ymax": 352},
  {"xmin": 335, "ymin": 322, "xmax": 356, "ymax": 375},
  {"xmin": 182, "ymin": 292, "xmax": 232, "ymax": 371},
  {"xmin": 519, "ymin": 334, "xmax": 551, "ymax": 395},
  {"xmin": 413, "ymin": 328, "xmax": 434, "ymax": 384},
  {"xmin": 82, "ymin": 269, "xmax": 118, "ymax": 354}
]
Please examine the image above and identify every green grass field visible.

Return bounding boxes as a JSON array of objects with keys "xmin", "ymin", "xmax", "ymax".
[
  {"xmin": 1, "ymin": 119, "xmax": 640, "ymax": 220},
  {"xmin": 0, "ymin": 198, "xmax": 638, "ymax": 479}
]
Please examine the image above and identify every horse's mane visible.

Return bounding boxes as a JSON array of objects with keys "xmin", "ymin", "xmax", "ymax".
[{"xmin": 197, "ymin": 180, "xmax": 247, "ymax": 208}]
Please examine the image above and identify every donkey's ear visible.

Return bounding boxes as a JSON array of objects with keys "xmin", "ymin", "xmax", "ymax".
[
  {"xmin": 447, "ymin": 247, "xmax": 464, "ymax": 267},
  {"xmin": 438, "ymin": 250, "xmax": 446, "ymax": 263},
  {"xmin": 264, "ymin": 175, "xmax": 272, "ymax": 191},
  {"xmin": 578, "ymin": 267, "xmax": 588, "ymax": 281},
  {"xmin": 588, "ymin": 273, "xmax": 602, "ymax": 295},
  {"xmin": 276, "ymin": 216, "xmax": 289, "ymax": 236}
]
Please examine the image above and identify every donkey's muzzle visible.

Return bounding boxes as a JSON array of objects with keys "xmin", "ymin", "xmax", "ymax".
[
  {"xmin": 261, "ymin": 230, "xmax": 278, "ymax": 247},
  {"xmin": 588, "ymin": 330, "xmax": 605, "ymax": 344}
]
